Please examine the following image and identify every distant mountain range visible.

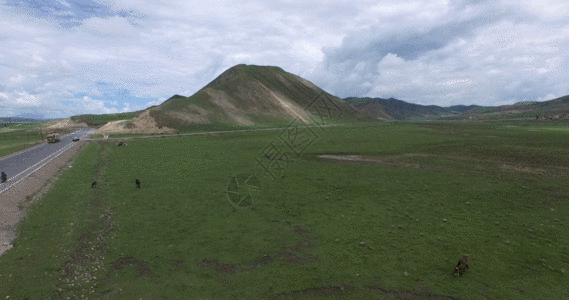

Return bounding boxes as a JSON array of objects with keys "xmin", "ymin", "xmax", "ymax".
[
  {"xmin": 343, "ymin": 97, "xmax": 487, "ymax": 120},
  {"xmin": 0, "ymin": 113, "xmax": 53, "ymax": 124},
  {"xmin": 461, "ymin": 95, "xmax": 569, "ymax": 120},
  {"xmin": 344, "ymin": 95, "xmax": 569, "ymax": 121},
  {"xmin": 14, "ymin": 113, "xmax": 49, "ymax": 120},
  {"xmin": 0, "ymin": 117, "xmax": 50, "ymax": 124}
]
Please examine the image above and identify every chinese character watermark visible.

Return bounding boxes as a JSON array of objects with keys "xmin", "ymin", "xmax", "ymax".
[{"xmin": 226, "ymin": 91, "xmax": 343, "ymax": 208}]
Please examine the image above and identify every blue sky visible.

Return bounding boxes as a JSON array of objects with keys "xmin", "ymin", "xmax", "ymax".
[{"xmin": 1, "ymin": 0, "xmax": 568, "ymax": 118}]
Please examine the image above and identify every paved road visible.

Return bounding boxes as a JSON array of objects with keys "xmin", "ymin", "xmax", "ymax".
[{"xmin": 0, "ymin": 128, "xmax": 95, "ymax": 195}]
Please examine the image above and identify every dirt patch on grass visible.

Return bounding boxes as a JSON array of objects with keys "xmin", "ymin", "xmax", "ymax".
[
  {"xmin": 319, "ymin": 152, "xmax": 569, "ymax": 179},
  {"xmin": 170, "ymin": 259, "xmax": 185, "ymax": 270},
  {"xmin": 200, "ymin": 259, "xmax": 237, "ymax": 275},
  {"xmin": 195, "ymin": 223, "xmax": 461, "ymax": 299},
  {"xmin": 275, "ymin": 284, "xmax": 353, "ymax": 299},
  {"xmin": 318, "ymin": 154, "xmax": 422, "ymax": 168},
  {"xmin": 274, "ymin": 285, "xmax": 458, "ymax": 300},
  {"xmin": 367, "ymin": 286, "xmax": 459, "ymax": 299},
  {"xmin": 199, "ymin": 224, "xmax": 317, "ymax": 275},
  {"xmin": 500, "ymin": 164, "xmax": 546, "ymax": 175},
  {"xmin": 281, "ymin": 225, "xmax": 317, "ymax": 264},
  {"xmin": 110, "ymin": 256, "xmax": 153, "ymax": 276},
  {"xmin": 52, "ymin": 149, "xmax": 117, "ymax": 299}
]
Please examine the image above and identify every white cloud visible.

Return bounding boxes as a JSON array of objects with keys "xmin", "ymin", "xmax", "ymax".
[
  {"xmin": 378, "ymin": 53, "xmax": 406, "ymax": 68},
  {"xmin": 8, "ymin": 74, "xmax": 25, "ymax": 84},
  {"xmin": 89, "ymin": 89, "xmax": 103, "ymax": 97},
  {"xmin": 81, "ymin": 16, "xmax": 137, "ymax": 38},
  {"xmin": 538, "ymin": 93, "xmax": 557, "ymax": 101},
  {"xmin": 127, "ymin": 99, "xmax": 162, "ymax": 111},
  {"xmin": 79, "ymin": 96, "xmax": 119, "ymax": 113},
  {"xmin": 14, "ymin": 91, "xmax": 40, "ymax": 106},
  {"xmin": 57, "ymin": 0, "xmax": 72, "ymax": 8},
  {"xmin": 26, "ymin": 54, "xmax": 46, "ymax": 68},
  {"xmin": 144, "ymin": 99, "xmax": 162, "ymax": 106}
]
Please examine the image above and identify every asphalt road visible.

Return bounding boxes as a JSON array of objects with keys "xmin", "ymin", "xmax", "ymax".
[{"xmin": 0, "ymin": 128, "xmax": 95, "ymax": 196}]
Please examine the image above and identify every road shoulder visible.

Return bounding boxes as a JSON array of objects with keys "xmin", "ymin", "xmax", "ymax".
[{"xmin": 0, "ymin": 140, "xmax": 89, "ymax": 256}]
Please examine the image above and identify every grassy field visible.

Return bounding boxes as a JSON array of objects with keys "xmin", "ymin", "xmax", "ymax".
[
  {"xmin": 105, "ymin": 119, "xmax": 370, "ymax": 139},
  {"xmin": 106, "ymin": 123, "xmax": 290, "ymax": 139},
  {"xmin": 1, "ymin": 121, "xmax": 568, "ymax": 299},
  {"xmin": 0, "ymin": 123, "xmax": 55, "ymax": 158},
  {"xmin": 0, "ymin": 121, "xmax": 79, "ymax": 158}
]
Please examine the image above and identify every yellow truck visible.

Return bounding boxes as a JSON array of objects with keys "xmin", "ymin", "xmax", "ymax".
[{"xmin": 46, "ymin": 132, "xmax": 60, "ymax": 143}]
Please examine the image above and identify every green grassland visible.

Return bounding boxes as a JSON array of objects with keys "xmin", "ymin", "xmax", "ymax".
[
  {"xmin": 1, "ymin": 121, "xmax": 568, "ymax": 299},
  {"xmin": 0, "ymin": 130, "xmax": 43, "ymax": 157},
  {"xmin": 106, "ymin": 117, "xmax": 370, "ymax": 139},
  {"xmin": 0, "ymin": 121, "xmax": 68, "ymax": 158},
  {"xmin": 106, "ymin": 124, "xmax": 272, "ymax": 139}
]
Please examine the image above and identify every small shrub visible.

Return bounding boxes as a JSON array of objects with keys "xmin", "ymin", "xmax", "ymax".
[{"xmin": 124, "ymin": 120, "xmax": 136, "ymax": 129}]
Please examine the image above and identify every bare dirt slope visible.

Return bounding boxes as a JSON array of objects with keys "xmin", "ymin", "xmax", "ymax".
[
  {"xmin": 93, "ymin": 110, "xmax": 177, "ymax": 135},
  {"xmin": 45, "ymin": 119, "xmax": 89, "ymax": 129}
]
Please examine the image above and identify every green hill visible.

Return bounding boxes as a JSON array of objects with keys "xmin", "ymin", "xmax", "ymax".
[{"xmin": 148, "ymin": 64, "xmax": 370, "ymax": 130}]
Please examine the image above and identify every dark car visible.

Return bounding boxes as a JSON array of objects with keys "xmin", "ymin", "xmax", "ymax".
[{"xmin": 72, "ymin": 137, "xmax": 80, "ymax": 142}]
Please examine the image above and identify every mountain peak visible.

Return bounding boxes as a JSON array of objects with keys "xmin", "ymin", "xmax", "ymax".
[{"xmin": 149, "ymin": 64, "xmax": 368, "ymax": 128}]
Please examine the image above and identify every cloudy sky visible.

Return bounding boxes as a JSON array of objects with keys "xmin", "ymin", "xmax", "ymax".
[{"xmin": 1, "ymin": 0, "xmax": 568, "ymax": 118}]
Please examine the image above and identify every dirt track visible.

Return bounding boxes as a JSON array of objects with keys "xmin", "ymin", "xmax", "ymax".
[{"xmin": 0, "ymin": 140, "xmax": 89, "ymax": 257}]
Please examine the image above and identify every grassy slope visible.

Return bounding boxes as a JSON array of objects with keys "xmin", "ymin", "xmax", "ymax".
[
  {"xmin": 70, "ymin": 112, "xmax": 142, "ymax": 127},
  {"xmin": 1, "ymin": 121, "xmax": 568, "ymax": 299}
]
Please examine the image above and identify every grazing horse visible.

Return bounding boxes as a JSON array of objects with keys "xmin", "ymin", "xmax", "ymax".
[{"xmin": 454, "ymin": 254, "xmax": 470, "ymax": 277}]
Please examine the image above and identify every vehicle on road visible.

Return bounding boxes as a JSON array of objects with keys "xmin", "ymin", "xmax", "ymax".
[
  {"xmin": 72, "ymin": 137, "xmax": 80, "ymax": 142},
  {"xmin": 46, "ymin": 132, "xmax": 60, "ymax": 143}
]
